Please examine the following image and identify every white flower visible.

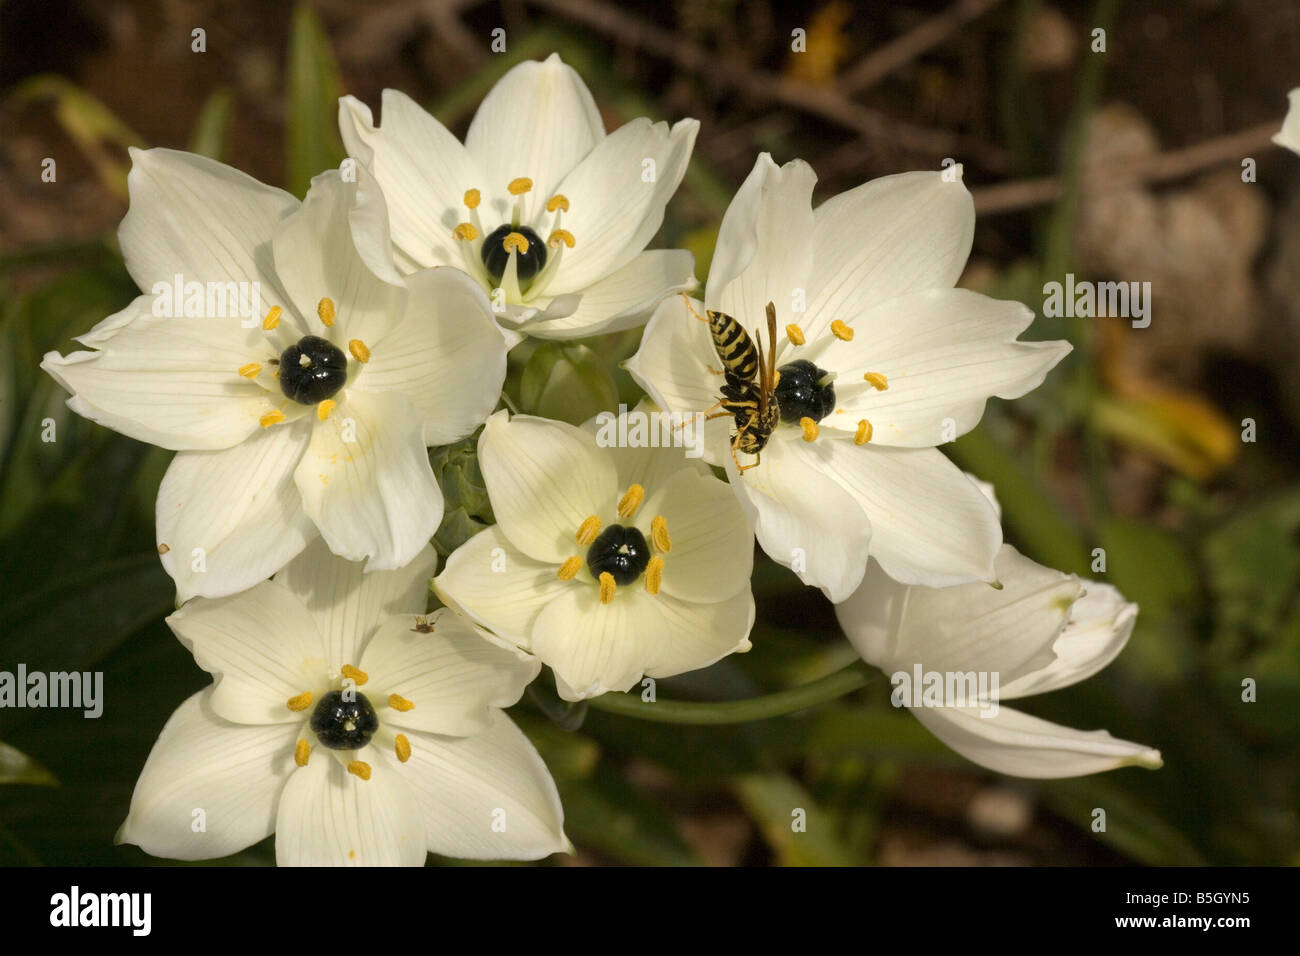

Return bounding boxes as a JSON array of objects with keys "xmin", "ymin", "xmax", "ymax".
[
  {"xmin": 627, "ymin": 153, "xmax": 1072, "ymax": 601},
  {"xmin": 339, "ymin": 53, "xmax": 700, "ymax": 340},
  {"xmin": 41, "ymin": 148, "xmax": 508, "ymax": 600},
  {"xmin": 117, "ymin": 539, "xmax": 568, "ymax": 865},
  {"xmin": 1275, "ymin": 88, "xmax": 1300, "ymax": 155},
  {"xmin": 836, "ymin": 545, "xmax": 1162, "ymax": 778},
  {"xmin": 433, "ymin": 409, "xmax": 755, "ymax": 701}
]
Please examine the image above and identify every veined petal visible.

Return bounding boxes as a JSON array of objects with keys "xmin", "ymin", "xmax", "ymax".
[
  {"xmin": 834, "ymin": 559, "xmax": 908, "ymax": 669},
  {"xmin": 478, "ymin": 411, "xmax": 617, "ymax": 564},
  {"xmin": 641, "ymin": 467, "xmax": 753, "ymax": 603},
  {"xmin": 580, "ymin": 400, "xmax": 711, "ymax": 496},
  {"xmin": 295, "ymin": 389, "xmax": 443, "ymax": 572},
  {"xmin": 275, "ymin": 747, "xmax": 425, "ymax": 866},
  {"xmin": 400, "ymin": 711, "xmax": 569, "ymax": 860},
  {"xmin": 1274, "ymin": 88, "xmax": 1300, "ymax": 156},
  {"xmin": 157, "ymin": 422, "xmax": 316, "ymax": 601},
  {"xmin": 646, "ymin": 588, "xmax": 754, "ymax": 679},
  {"xmin": 360, "ymin": 609, "xmax": 539, "ymax": 737},
  {"xmin": 533, "ymin": 585, "xmax": 664, "ymax": 700},
  {"xmin": 117, "ymin": 691, "xmax": 295, "ymax": 861},
  {"xmin": 911, "ymin": 704, "xmax": 1163, "ymax": 779}
]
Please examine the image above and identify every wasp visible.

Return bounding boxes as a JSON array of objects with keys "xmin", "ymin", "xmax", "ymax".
[{"xmin": 410, "ymin": 616, "xmax": 435, "ymax": 634}]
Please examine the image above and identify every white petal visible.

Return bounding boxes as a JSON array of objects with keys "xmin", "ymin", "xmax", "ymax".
[
  {"xmin": 466, "ymin": 54, "xmax": 604, "ymax": 215},
  {"xmin": 117, "ymin": 691, "xmax": 295, "ymax": 860},
  {"xmin": 725, "ymin": 433, "xmax": 874, "ymax": 603},
  {"xmin": 477, "ymin": 411, "xmax": 616, "ymax": 564},
  {"xmin": 911, "ymin": 704, "xmax": 1163, "ymax": 778},
  {"xmin": 546, "ymin": 117, "xmax": 699, "ymax": 291},
  {"xmin": 833, "ymin": 559, "xmax": 909, "ymax": 669},
  {"xmin": 359, "ymin": 608, "xmax": 539, "ymax": 737},
  {"xmin": 581, "ymin": 400, "xmax": 712, "ymax": 493},
  {"xmin": 353, "ymin": 266, "xmax": 507, "ymax": 446},
  {"xmin": 157, "ymin": 422, "xmax": 316, "ymax": 601},
  {"xmin": 809, "ymin": 288, "xmax": 1071, "ymax": 446},
  {"xmin": 805, "ymin": 170, "xmax": 974, "ymax": 341},
  {"xmin": 274, "ymin": 537, "xmax": 436, "ymax": 672},
  {"xmin": 532, "ymin": 585, "xmax": 663, "ymax": 700},
  {"xmin": 168, "ymin": 581, "xmax": 329, "ymax": 724},
  {"xmin": 641, "ymin": 467, "xmax": 753, "ymax": 603},
  {"xmin": 646, "ymin": 589, "xmax": 754, "ymax": 679},
  {"xmin": 432, "ymin": 525, "xmax": 567, "ymax": 652},
  {"xmin": 517, "ymin": 249, "xmax": 697, "ymax": 340},
  {"xmin": 294, "ymin": 389, "xmax": 443, "ymax": 571},
  {"xmin": 400, "ymin": 711, "xmax": 568, "ymax": 860},
  {"xmin": 819, "ymin": 441, "xmax": 1001, "ymax": 588},
  {"xmin": 338, "ymin": 90, "xmax": 483, "ymax": 271},
  {"xmin": 275, "ymin": 749, "xmax": 426, "ymax": 866},
  {"xmin": 1274, "ymin": 88, "xmax": 1300, "ymax": 156},
  {"xmin": 118, "ymin": 147, "xmax": 296, "ymax": 297}
]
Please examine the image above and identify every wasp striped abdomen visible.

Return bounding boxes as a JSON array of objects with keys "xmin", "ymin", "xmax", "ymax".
[{"xmin": 707, "ymin": 311, "xmax": 759, "ymax": 381}]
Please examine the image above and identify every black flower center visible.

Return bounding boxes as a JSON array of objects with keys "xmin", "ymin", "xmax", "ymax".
[
  {"xmin": 775, "ymin": 359, "xmax": 836, "ymax": 424},
  {"xmin": 279, "ymin": 335, "xmax": 348, "ymax": 405},
  {"xmin": 309, "ymin": 689, "xmax": 379, "ymax": 750},
  {"xmin": 481, "ymin": 224, "xmax": 547, "ymax": 288},
  {"xmin": 586, "ymin": 524, "xmax": 651, "ymax": 586}
]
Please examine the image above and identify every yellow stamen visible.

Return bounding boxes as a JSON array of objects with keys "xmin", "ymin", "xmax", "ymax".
[
  {"xmin": 864, "ymin": 371, "xmax": 889, "ymax": 390},
  {"xmin": 599, "ymin": 571, "xmax": 616, "ymax": 604},
  {"xmin": 854, "ymin": 419, "xmax": 873, "ymax": 445},
  {"xmin": 576, "ymin": 516, "xmax": 601, "ymax": 545},
  {"xmin": 394, "ymin": 733, "xmax": 411, "ymax": 763},
  {"xmin": 317, "ymin": 297, "xmax": 336, "ymax": 328},
  {"xmin": 340, "ymin": 664, "xmax": 368, "ymax": 686},
  {"xmin": 650, "ymin": 515, "xmax": 671, "ymax": 553},
  {"xmin": 617, "ymin": 483, "xmax": 645, "ymax": 518},
  {"xmin": 238, "ymin": 362, "xmax": 262, "ymax": 379},
  {"xmin": 546, "ymin": 194, "xmax": 570, "ymax": 212},
  {"xmin": 463, "ymin": 188, "xmax": 481, "ymax": 209},
  {"xmin": 507, "ymin": 177, "xmax": 533, "ymax": 195},
  {"xmin": 316, "ymin": 399, "xmax": 337, "ymax": 421},
  {"xmin": 453, "ymin": 222, "xmax": 478, "ymax": 241},
  {"xmin": 260, "ymin": 410, "xmax": 286, "ymax": 428},
  {"xmin": 502, "ymin": 231, "xmax": 530, "ymax": 255},
  {"xmin": 557, "ymin": 556, "xmax": 583, "ymax": 580},
  {"xmin": 645, "ymin": 556, "xmax": 664, "ymax": 596},
  {"xmin": 349, "ymin": 339, "xmax": 370, "ymax": 363},
  {"xmin": 294, "ymin": 738, "xmax": 310, "ymax": 767},
  {"xmin": 262, "ymin": 305, "xmax": 282, "ymax": 330},
  {"xmin": 800, "ymin": 417, "xmax": 819, "ymax": 442},
  {"xmin": 347, "ymin": 760, "xmax": 371, "ymax": 781},
  {"xmin": 388, "ymin": 693, "xmax": 414, "ymax": 712},
  {"xmin": 286, "ymin": 691, "xmax": 313, "ymax": 712},
  {"xmin": 830, "ymin": 319, "xmax": 854, "ymax": 341},
  {"xmin": 548, "ymin": 229, "xmax": 575, "ymax": 249},
  {"xmin": 785, "ymin": 323, "xmax": 805, "ymax": 346}
]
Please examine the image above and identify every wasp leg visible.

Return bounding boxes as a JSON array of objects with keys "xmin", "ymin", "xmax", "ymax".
[
  {"xmin": 681, "ymin": 293, "xmax": 708, "ymax": 323},
  {"xmin": 706, "ymin": 364, "xmax": 725, "ymax": 375}
]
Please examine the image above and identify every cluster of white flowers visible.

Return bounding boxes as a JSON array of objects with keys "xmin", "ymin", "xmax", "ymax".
[{"xmin": 42, "ymin": 54, "xmax": 1175, "ymax": 866}]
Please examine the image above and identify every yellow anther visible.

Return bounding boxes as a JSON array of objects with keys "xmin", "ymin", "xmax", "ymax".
[
  {"xmin": 576, "ymin": 516, "xmax": 601, "ymax": 545},
  {"xmin": 599, "ymin": 571, "xmax": 616, "ymax": 604},
  {"xmin": 650, "ymin": 515, "xmax": 671, "ymax": 553},
  {"xmin": 854, "ymin": 419, "xmax": 873, "ymax": 445},
  {"xmin": 617, "ymin": 483, "xmax": 645, "ymax": 518},
  {"xmin": 294, "ymin": 738, "xmax": 310, "ymax": 767},
  {"xmin": 546, "ymin": 194, "xmax": 570, "ymax": 213},
  {"xmin": 507, "ymin": 177, "xmax": 533, "ymax": 195},
  {"xmin": 557, "ymin": 556, "xmax": 583, "ymax": 580},
  {"xmin": 394, "ymin": 734, "xmax": 411, "ymax": 763},
  {"xmin": 316, "ymin": 399, "xmax": 337, "ymax": 421},
  {"xmin": 864, "ymin": 371, "xmax": 889, "ymax": 390},
  {"xmin": 238, "ymin": 362, "xmax": 262, "ymax": 379},
  {"xmin": 262, "ymin": 305, "xmax": 282, "ymax": 330},
  {"xmin": 548, "ymin": 228, "xmax": 575, "ymax": 249},
  {"xmin": 800, "ymin": 417, "xmax": 819, "ymax": 442},
  {"xmin": 830, "ymin": 319, "xmax": 854, "ymax": 341},
  {"xmin": 348, "ymin": 339, "xmax": 371, "ymax": 363},
  {"xmin": 388, "ymin": 693, "xmax": 414, "ymax": 712},
  {"xmin": 645, "ymin": 556, "xmax": 664, "ymax": 596},
  {"xmin": 260, "ymin": 410, "xmax": 286, "ymax": 428},
  {"xmin": 502, "ymin": 231, "xmax": 530, "ymax": 255},
  {"xmin": 340, "ymin": 664, "xmax": 368, "ymax": 686},
  {"xmin": 347, "ymin": 760, "xmax": 371, "ymax": 781},
  {"xmin": 453, "ymin": 222, "xmax": 479, "ymax": 241},
  {"xmin": 286, "ymin": 691, "xmax": 313, "ymax": 712},
  {"xmin": 317, "ymin": 297, "xmax": 336, "ymax": 328},
  {"xmin": 785, "ymin": 323, "xmax": 805, "ymax": 346},
  {"xmin": 463, "ymin": 188, "xmax": 481, "ymax": 209}
]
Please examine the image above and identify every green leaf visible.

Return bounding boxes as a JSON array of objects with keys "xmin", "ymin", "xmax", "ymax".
[
  {"xmin": 189, "ymin": 87, "xmax": 234, "ymax": 161},
  {"xmin": 285, "ymin": 3, "xmax": 345, "ymax": 197},
  {"xmin": 1041, "ymin": 775, "xmax": 1206, "ymax": 866},
  {"xmin": 732, "ymin": 772, "xmax": 857, "ymax": 866},
  {"xmin": 0, "ymin": 741, "xmax": 57, "ymax": 786},
  {"xmin": 520, "ymin": 342, "xmax": 619, "ymax": 427}
]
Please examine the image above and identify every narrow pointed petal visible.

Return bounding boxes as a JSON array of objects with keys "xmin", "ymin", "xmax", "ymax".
[
  {"xmin": 1274, "ymin": 88, "xmax": 1300, "ymax": 155},
  {"xmin": 532, "ymin": 586, "xmax": 664, "ymax": 700},
  {"xmin": 646, "ymin": 589, "xmax": 755, "ymax": 679}
]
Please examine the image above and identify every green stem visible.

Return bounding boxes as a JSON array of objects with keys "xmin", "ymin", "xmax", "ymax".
[{"xmin": 586, "ymin": 661, "xmax": 876, "ymax": 725}]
